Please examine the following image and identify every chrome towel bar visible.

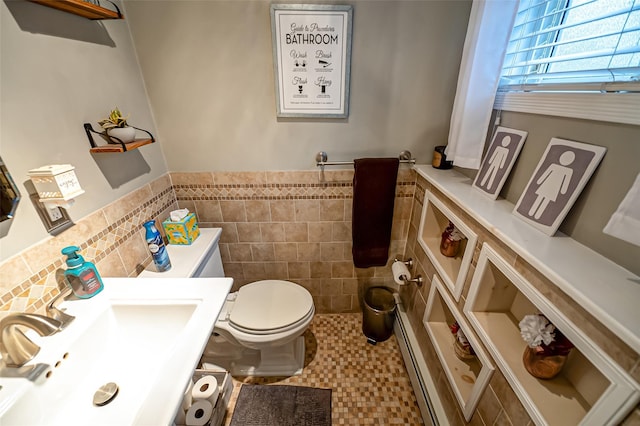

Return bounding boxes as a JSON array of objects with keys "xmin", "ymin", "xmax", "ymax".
[{"xmin": 315, "ymin": 150, "xmax": 416, "ymax": 171}]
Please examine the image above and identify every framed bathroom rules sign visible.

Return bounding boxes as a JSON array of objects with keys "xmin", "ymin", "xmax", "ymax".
[{"xmin": 270, "ymin": 4, "xmax": 353, "ymax": 118}]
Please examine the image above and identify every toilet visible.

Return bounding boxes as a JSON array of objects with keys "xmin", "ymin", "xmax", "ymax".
[
  {"xmin": 139, "ymin": 228, "xmax": 315, "ymax": 376},
  {"xmin": 204, "ymin": 279, "xmax": 314, "ymax": 376}
]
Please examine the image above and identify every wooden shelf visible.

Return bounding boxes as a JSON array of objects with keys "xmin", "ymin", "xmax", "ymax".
[
  {"xmin": 423, "ymin": 275, "xmax": 494, "ymax": 421},
  {"xmin": 417, "ymin": 191, "xmax": 477, "ymax": 301},
  {"xmin": 28, "ymin": 0, "xmax": 122, "ymax": 20},
  {"xmin": 89, "ymin": 138, "xmax": 153, "ymax": 153},
  {"xmin": 84, "ymin": 123, "xmax": 155, "ymax": 153},
  {"xmin": 464, "ymin": 244, "xmax": 639, "ymax": 425}
]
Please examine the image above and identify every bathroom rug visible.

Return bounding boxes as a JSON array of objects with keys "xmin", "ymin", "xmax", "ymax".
[{"xmin": 229, "ymin": 384, "xmax": 332, "ymax": 426}]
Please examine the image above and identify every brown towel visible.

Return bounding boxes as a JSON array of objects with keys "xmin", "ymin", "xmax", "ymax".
[{"xmin": 352, "ymin": 158, "xmax": 399, "ymax": 268}]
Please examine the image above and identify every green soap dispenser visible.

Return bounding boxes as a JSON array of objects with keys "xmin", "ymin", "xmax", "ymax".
[{"xmin": 61, "ymin": 246, "xmax": 104, "ymax": 299}]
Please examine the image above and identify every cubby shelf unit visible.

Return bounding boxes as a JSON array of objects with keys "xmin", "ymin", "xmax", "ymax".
[
  {"xmin": 413, "ymin": 165, "xmax": 640, "ymax": 356},
  {"xmin": 423, "ymin": 275, "xmax": 494, "ymax": 421},
  {"xmin": 417, "ymin": 191, "xmax": 477, "ymax": 301},
  {"xmin": 463, "ymin": 244, "xmax": 639, "ymax": 425}
]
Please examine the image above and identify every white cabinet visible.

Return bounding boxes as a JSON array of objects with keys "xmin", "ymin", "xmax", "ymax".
[
  {"xmin": 423, "ymin": 275, "xmax": 494, "ymax": 421},
  {"xmin": 464, "ymin": 244, "xmax": 639, "ymax": 425},
  {"xmin": 417, "ymin": 191, "xmax": 477, "ymax": 301}
]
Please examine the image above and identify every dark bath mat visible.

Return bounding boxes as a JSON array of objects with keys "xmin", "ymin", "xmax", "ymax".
[{"xmin": 229, "ymin": 384, "xmax": 332, "ymax": 426}]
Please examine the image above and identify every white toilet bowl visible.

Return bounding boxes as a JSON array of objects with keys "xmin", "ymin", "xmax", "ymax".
[
  {"xmin": 202, "ymin": 279, "xmax": 315, "ymax": 376},
  {"xmin": 139, "ymin": 229, "xmax": 315, "ymax": 377}
]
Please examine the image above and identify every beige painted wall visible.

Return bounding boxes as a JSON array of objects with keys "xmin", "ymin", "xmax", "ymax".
[
  {"xmin": 495, "ymin": 111, "xmax": 640, "ymax": 275},
  {"xmin": 124, "ymin": 0, "xmax": 471, "ymax": 171},
  {"xmin": 0, "ymin": 0, "xmax": 167, "ymax": 261}
]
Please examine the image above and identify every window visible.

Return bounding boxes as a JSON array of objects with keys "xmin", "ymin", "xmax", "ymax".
[
  {"xmin": 501, "ymin": 0, "xmax": 640, "ymax": 89},
  {"xmin": 494, "ymin": 0, "xmax": 640, "ymax": 125}
]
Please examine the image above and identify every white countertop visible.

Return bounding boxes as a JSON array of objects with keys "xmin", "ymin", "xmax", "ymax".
[
  {"xmin": 414, "ymin": 164, "xmax": 640, "ymax": 355},
  {"xmin": 0, "ymin": 276, "xmax": 232, "ymax": 425}
]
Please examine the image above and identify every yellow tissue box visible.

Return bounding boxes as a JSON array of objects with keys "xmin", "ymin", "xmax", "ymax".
[{"xmin": 162, "ymin": 213, "xmax": 200, "ymax": 245}]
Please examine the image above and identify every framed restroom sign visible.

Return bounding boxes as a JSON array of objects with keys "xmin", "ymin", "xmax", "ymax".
[{"xmin": 270, "ymin": 4, "xmax": 353, "ymax": 118}]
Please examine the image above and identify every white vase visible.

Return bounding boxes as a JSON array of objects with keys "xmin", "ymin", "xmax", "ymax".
[{"xmin": 107, "ymin": 126, "xmax": 136, "ymax": 143}]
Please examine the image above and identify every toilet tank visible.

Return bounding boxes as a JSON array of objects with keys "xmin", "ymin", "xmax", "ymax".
[{"xmin": 138, "ymin": 228, "xmax": 225, "ymax": 278}]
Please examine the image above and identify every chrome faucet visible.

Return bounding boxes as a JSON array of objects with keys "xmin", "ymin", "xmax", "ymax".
[
  {"xmin": 0, "ymin": 313, "xmax": 61, "ymax": 368},
  {"xmin": 46, "ymin": 286, "xmax": 75, "ymax": 329}
]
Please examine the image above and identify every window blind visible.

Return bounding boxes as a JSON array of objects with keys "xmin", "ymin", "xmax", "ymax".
[{"xmin": 499, "ymin": 0, "xmax": 640, "ymax": 91}]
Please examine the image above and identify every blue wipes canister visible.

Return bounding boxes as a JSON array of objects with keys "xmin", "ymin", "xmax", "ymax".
[{"xmin": 143, "ymin": 220, "xmax": 172, "ymax": 272}]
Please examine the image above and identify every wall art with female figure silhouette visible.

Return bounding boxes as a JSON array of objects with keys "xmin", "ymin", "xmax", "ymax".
[
  {"xmin": 473, "ymin": 126, "xmax": 528, "ymax": 199},
  {"xmin": 514, "ymin": 138, "xmax": 606, "ymax": 236}
]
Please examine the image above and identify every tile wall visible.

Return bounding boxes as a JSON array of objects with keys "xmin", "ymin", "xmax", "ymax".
[
  {"xmin": 0, "ymin": 168, "xmax": 415, "ymax": 317},
  {"xmin": 171, "ymin": 169, "xmax": 416, "ymax": 313},
  {"xmin": 0, "ymin": 174, "xmax": 176, "ymax": 318}
]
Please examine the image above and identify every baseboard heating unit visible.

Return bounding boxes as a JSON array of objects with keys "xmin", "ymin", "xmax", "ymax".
[{"xmin": 393, "ymin": 294, "xmax": 448, "ymax": 426}]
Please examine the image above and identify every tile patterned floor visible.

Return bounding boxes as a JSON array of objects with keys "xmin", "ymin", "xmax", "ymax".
[{"xmin": 222, "ymin": 313, "xmax": 424, "ymax": 425}]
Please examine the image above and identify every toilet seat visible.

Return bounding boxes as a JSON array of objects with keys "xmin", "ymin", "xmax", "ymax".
[
  {"xmin": 226, "ymin": 280, "xmax": 314, "ymax": 335},
  {"xmin": 209, "ymin": 279, "xmax": 315, "ymax": 374}
]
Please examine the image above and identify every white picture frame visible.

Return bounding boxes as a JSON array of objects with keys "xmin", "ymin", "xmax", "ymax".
[
  {"xmin": 513, "ymin": 138, "xmax": 606, "ymax": 236},
  {"xmin": 270, "ymin": 4, "xmax": 353, "ymax": 118},
  {"xmin": 473, "ymin": 126, "xmax": 528, "ymax": 199}
]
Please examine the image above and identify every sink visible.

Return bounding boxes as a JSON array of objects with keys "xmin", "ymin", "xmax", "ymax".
[{"xmin": 0, "ymin": 277, "xmax": 232, "ymax": 425}]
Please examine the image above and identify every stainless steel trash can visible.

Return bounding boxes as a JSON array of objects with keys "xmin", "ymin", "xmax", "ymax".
[{"xmin": 362, "ymin": 286, "xmax": 396, "ymax": 344}]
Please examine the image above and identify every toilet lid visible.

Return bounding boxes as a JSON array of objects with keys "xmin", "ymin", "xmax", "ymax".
[{"xmin": 229, "ymin": 280, "xmax": 314, "ymax": 332}]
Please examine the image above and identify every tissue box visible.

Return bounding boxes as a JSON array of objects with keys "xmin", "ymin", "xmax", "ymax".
[{"xmin": 162, "ymin": 213, "xmax": 200, "ymax": 245}]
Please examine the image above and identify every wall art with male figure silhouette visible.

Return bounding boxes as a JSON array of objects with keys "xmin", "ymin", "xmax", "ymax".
[
  {"xmin": 473, "ymin": 126, "xmax": 528, "ymax": 199},
  {"xmin": 513, "ymin": 138, "xmax": 606, "ymax": 236}
]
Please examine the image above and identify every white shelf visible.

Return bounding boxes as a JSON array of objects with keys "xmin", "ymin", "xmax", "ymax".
[
  {"xmin": 423, "ymin": 275, "xmax": 494, "ymax": 421},
  {"xmin": 413, "ymin": 165, "xmax": 640, "ymax": 355},
  {"xmin": 464, "ymin": 244, "xmax": 639, "ymax": 425},
  {"xmin": 417, "ymin": 191, "xmax": 477, "ymax": 301}
]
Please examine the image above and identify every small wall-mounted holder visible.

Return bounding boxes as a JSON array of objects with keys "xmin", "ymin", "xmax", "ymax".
[
  {"xmin": 404, "ymin": 275, "xmax": 423, "ymax": 286},
  {"xmin": 27, "ymin": 165, "xmax": 83, "ymax": 234},
  {"xmin": 395, "ymin": 257, "xmax": 413, "ymax": 269},
  {"xmin": 392, "ymin": 258, "xmax": 423, "ymax": 287}
]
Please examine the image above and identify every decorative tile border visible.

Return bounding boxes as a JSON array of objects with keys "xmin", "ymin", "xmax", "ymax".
[
  {"xmin": 0, "ymin": 170, "xmax": 418, "ymax": 317},
  {"xmin": 80, "ymin": 188, "xmax": 175, "ymax": 264},
  {"xmin": 175, "ymin": 181, "xmax": 415, "ymax": 201},
  {"xmin": 0, "ymin": 185, "xmax": 175, "ymax": 317}
]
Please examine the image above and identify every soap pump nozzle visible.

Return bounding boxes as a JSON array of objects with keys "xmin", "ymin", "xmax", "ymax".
[{"xmin": 62, "ymin": 246, "xmax": 84, "ymax": 268}]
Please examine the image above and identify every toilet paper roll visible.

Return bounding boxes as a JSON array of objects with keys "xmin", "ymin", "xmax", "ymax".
[
  {"xmin": 191, "ymin": 375, "xmax": 219, "ymax": 405},
  {"xmin": 181, "ymin": 379, "xmax": 194, "ymax": 411},
  {"xmin": 185, "ymin": 400, "xmax": 213, "ymax": 426},
  {"xmin": 392, "ymin": 261, "xmax": 411, "ymax": 285}
]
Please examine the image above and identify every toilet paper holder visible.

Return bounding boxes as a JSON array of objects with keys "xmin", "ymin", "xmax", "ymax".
[{"xmin": 393, "ymin": 258, "xmax": 423, "ymax": 287}]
